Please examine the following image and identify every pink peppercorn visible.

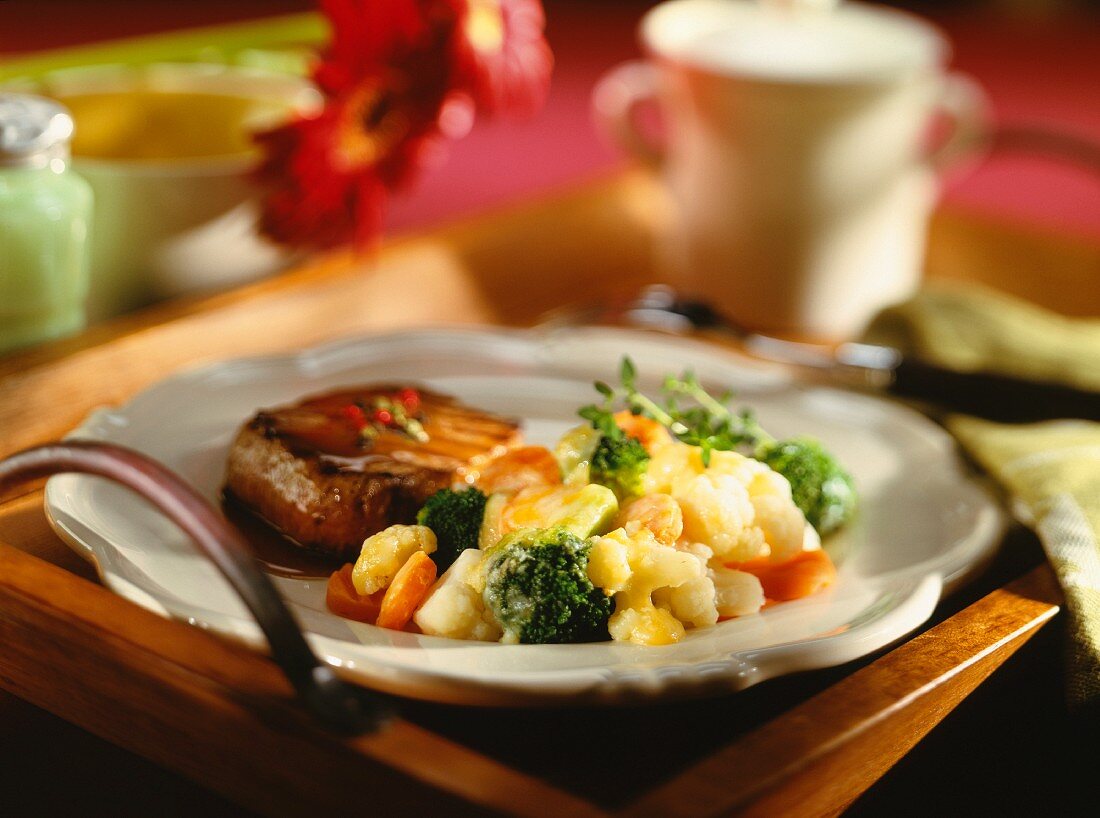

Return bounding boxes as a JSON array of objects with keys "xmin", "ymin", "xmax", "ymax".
[{"xmin": 342, "ymin": 404, "xmax": 366, "ymax": 427}]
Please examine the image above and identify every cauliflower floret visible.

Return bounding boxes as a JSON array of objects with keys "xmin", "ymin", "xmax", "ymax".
[
  {"xmin": 668, "ymin": 574, "xmax": 719, "ymax": 629},
  {"xmin": 608, "ymin": 605, "xmax": 685, "ymax": 645},
  {"xmin": 750, "ymin": 492, "xmax": 807, "ymax": 562},
  {"xmin": 413, "ymin": 549, "xmax": 502, "ymax": 641},
  {"xmin": 659, "ymin": 448, "xmax": 810, "ymax": 563},
  {"xmin": 674, "ymin": 472, "xmax": 765, "ymax": 562},
  {"xmin": 745, "ymin": 465, "xmax": 793, "ymax": 499},
  {"xmin": 675, "ymin": 540, "xmax": 714, "ymax": 567},
  {"xmin": 644, "ymin": 444, "xmax": 772, "ymax": 497},
  {"xmin": 743, "ymin": 466, "xmax": 811, "ymax": 562},
  {"xmin": 587, "ymin": 529, "xmax": 633, "ymax": 595},
  {"xmin": 641, "ymin": 442, "xmax": 701, "ymax": 495},
  {"xmin": 710, "ymin": 567, "xmax": 765, "ymax": 617},
  {"xmin": 803, "ymin": 522, "xmax": 822, "ymax": 552},
  {"xmin": 602, "ymin": 527, "xmax": 716, "ymax": 645},
  {"xmin": 352, "ymin": 524, "xmax": 436, "ymax": 596},
  {"xmin": 704, "ymin": 449, "xmax": 770, "ymax": 484}
]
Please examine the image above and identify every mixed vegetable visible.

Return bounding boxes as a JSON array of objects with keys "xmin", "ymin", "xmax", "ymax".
[{"xmin": 326, "ymin": 359, "xmax": 857, "ymax": 645}]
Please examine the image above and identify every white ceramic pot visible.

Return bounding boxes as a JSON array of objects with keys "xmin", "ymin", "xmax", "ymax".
[{"xmin": 594, "ymin": 0, "xmax": 990, "ymax": 339}]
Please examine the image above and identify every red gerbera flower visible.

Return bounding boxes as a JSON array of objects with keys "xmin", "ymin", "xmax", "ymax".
[
  {"xmin": 314, "ymin": 0, "xmax": 448, "ymax": 94},
  {"xmin": 450, "ymin": 0, "xmax": 553, "ymax": 116},
  {"xmin": 256, "ymin": 1, "xmax": 460, "ymax": 249},
  {"xmin": 253, "ymin": 0, "xmax": 550, "ymax": 250},
  {"xmin": 255, "ymin": 65, "xmax": 456, "ymax": 249}
]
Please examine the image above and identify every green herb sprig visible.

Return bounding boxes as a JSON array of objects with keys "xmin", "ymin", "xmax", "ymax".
[
  {"xmin": 579, "ymin": 358, "xmax": 857, "ymax": 534},
  {"xmin": 578, "ymin": 380, "xmax": 625, "ymax": 442},
  {"xmin": 582, "ymin": 358, "xmax": 770, "ymax": 466}
]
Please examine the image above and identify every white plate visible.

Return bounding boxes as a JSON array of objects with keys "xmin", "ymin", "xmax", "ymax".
[{"xmin": 45, "ymin": 327, "xmax": 1005, "ymax": 705}]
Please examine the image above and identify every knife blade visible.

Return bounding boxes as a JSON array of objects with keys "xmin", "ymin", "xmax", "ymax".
[{"xmin": 630, "ymin": 291, "xmax": 1100, "ymax": 424}]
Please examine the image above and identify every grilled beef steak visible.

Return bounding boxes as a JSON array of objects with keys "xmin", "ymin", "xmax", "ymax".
[{"xmin": 224, "ymin": 386, "xmax": 521, "ymax": 560}]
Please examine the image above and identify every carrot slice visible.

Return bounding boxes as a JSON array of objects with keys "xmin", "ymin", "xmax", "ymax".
[
  {"xmin": 612, "ymin": 410, "xmax": 672, "ymax": 453},
  {"xmin": 326, "ymin": 564, "xmax": 384, "ymax": 623},
  {"xmin": 376, "ymin": 551, "xmax": 438, "ymax": 631},
  {"xmin": 729, "ymin": 550, "xmax": 837, "ymax": 602}
]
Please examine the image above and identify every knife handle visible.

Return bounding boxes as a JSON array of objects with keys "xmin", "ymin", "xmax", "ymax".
[{"xmin": 889, "ymin": 358, "xmax": 1100, "ymax": 423}]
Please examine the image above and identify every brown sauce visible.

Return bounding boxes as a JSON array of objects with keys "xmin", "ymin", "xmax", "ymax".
[{"xmin": 222, "ymin": 491, "xmax": 344, "ymax": 579}]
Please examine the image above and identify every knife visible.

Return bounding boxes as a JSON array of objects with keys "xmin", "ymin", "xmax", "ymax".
[{"xmin": 619, "ymin": 287, "xmax": 1100, "ymax": 424}]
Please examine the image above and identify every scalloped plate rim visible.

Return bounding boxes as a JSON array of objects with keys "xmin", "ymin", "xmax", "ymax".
[{"xmin": 43, "ymin": 326, "xmax": 1006, "ymax": 706}]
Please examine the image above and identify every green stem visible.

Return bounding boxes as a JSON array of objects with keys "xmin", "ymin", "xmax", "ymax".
[
  {"xmin": 686, "ymin": 383, "xmax": 731, "ymax": 421},
  {"xmin": 626, "ymin": 391, "xmax": 685, "ymax": 433}
]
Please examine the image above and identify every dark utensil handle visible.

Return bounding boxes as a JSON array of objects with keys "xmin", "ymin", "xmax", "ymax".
[
  {"xmin": 889, "ymin": 358, "xmax": 1100, "ymax": 423},
  {"xmin": 0, "ymin": 441, "xmax": 389, "ymax": 735}
]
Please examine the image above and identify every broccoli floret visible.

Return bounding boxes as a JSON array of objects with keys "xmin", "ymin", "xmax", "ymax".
[
  {"xmin": 590, "ymin": 433, "xmax": 650, "ymax": 499},
  {"xmin": 758, "ymin": 438, "xmax": 856, "ymax": 536},
  {"xmin": 416, "ymin": 487, "xmax": 487, "ymax": 572},
  {"xmin": 483, "ymin": 527, "xmax": 611, "ymax": 644}
]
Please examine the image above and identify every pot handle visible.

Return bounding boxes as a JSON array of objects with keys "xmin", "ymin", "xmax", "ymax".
[
  {"xmin": 592, "ymin": 60, "xmax": 664, "ymax": 166},
  {"xmin": 930, "ymin": 73, "xmax": 1100, "ymax": 179},
  {"xmin": 928, "ymin": 72, "xmax": 993, "ymax": 172},
  {"xmin": 0, "ymin": 440, "xmax": 388, "ymax": 736}
]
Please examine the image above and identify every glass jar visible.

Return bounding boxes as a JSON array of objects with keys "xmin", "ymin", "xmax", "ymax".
[{"xmin": 0, "ymin": 93, "xmax": 93, "ymax": 354}]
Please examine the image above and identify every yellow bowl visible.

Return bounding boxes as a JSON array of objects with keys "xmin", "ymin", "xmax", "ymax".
[{"xmin": 26, "ymin": 63, "xmax": 321, "ymax": 320}]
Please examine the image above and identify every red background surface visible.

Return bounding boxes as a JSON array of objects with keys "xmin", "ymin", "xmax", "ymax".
[
  {"xmin": 1, "ymin": 0, "xmax": 1097, "ymax": 241},
  {"xmin": 0, "ymin": 4, "xmax": 1095, "ymax": 814}
]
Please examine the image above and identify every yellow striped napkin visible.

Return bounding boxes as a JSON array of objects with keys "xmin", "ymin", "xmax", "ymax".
[{"xmin": 866, "ymin": 282, "xmax": 1100, "ymax": 711}]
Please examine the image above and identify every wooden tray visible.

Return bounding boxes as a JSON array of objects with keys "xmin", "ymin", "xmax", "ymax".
[{"xmin": 0, "ymin": 170, "xmax": 1088, "ymax": 816}]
